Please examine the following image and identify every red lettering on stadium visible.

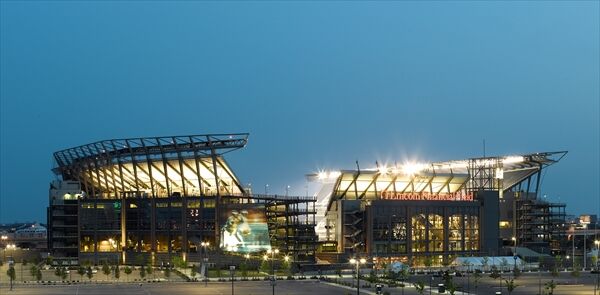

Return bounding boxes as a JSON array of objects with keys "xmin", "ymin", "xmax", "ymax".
[{"xmin": 380, "ymin": 191, "xmax": 474, "ymax": 201}]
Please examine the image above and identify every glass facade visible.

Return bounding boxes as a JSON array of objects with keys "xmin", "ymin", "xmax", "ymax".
[
  {"xmin": 79, "ymin": 200, "xmax": 122, "ymax": 253},
  {"xmin": 369, "ymin": 203, "xmax": 480, "ymax": 263}
]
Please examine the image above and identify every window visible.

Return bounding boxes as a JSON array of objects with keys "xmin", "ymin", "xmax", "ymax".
[
  {"xmin": 465, "ymin": 215, "xmax": 479, "ymax": 251},
  {"xmin": 448, "ymin": 214, "xmax": 463, "ymax": 251},
  {"xmin": 411, "ymin": 214, "xmax": 427, "ymax": 252},
  {"xmin": 428, "ymin": 214, "xmax": 444, "ymax": 252}
]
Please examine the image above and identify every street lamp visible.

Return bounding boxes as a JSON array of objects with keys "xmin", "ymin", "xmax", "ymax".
[
  {"xmin": 229, "ymin": 265, "xmax": 236, "ymax": 295},
  {"xmin": 267, "ymin": 248, "xmax": 279, "ymax": 295},
  {"xmin": 349, "ymin": 258, "xmax": 367, "ymax": 295}
]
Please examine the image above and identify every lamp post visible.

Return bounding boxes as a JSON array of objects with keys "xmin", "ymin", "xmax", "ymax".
[
  {"xmin": 285, "ymin": 186, "xmax": 290, "ymax": 197},
  {"xmin": 350, "ymin": 258, "xmax": 366, "ymax": 295},
  {"xmin": 229, "ymin": 265, "xmax": 236, "ymax": 295},
  {"xmin": 265, "ymin": 184, "xmax": 269, "ymax": 195},
  {"xmin": 8, "ymin": 260, "xmax": 14, "ymax": 291},
  {"xmin": 201, "ymin": 241, "xmax": 210, "ymax": 286},
  {"xmin": 267, "ymin": 248, "xmax": 279, "ymax": 295}
]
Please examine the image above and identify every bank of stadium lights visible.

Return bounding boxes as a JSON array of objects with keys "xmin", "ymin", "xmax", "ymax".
[
  {"xmin": 401, "ymin": 162, "xmax": 428, "ymax": 175},
  {"xmin": 317, "ymin": 170, "xmax": 341, "ymax": 180},
  {"xmin": 315, "ymin": 155, "xmax": 524, "ymax": 180}
]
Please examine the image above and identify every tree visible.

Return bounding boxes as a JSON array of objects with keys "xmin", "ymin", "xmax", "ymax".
[
  {"xmin": 240, "ymin": 261, "xmax": 248, "ymax": 278},
  {"xmin": 368, "ymin": 269, "xmax": 377, "ymax": 283},
  {"xmin": 260, "ymin": 259, "xmax": 270, "ymax": 274},
  {"xmin": 102, "ymin": 261, "xmax": 111, "ymax": 281},
  {"xmin": 139, "ymin": 265, "xmax": 146, "ymax": 279},
  {"xmin": 413, "ymin": 280, "xmax": 425, "ymax": 295},
  {"xmin": 30, "ymin": 265, "xmax": 38, "ymax": 278},
  {"xmin": 35, "ymin": 268, "xmax": 42, "ymax": 281},
  {"xmin": 113, "ymin": 265, "xmax": 120, "ymax": 281},
  {"xmin": 215, "ymin": 267, "xmax": 221, "ymax": 278},
  {"xmin": 78, "ymin": 266, "xmax": 86, "ymax": 281},
  {"xmin": 146, "ymin": 262, "xmax": 153, "ymax": 277},
  {"xmin": 505, "ymin": 278, "xmax": 518, "ymax": 295},
  {"xmin": 399, "ymin": 268, "xmax": 409, "ymax": 284},
  {"xmin": 424, "ymin": 257, "xmax": 433, "ymax": 271},
  {"xmin": 45, "ymin": 256, "xmax": 54, "ymax": 266},
  {"xmin": 172, "ymin": 256, "xmax": 187, "ymax": 269},
  {"xmin": 86, "ymin": 266, "xmax": 93, "ymax": 282},
  {"xmin": 60, "ymin": 267, "xmax": 67, "ymax": 281},
  {"xmin": 191, "ymin": 265, "xmax": 197, "ymax": 278},
  {"xmin": 124, "ymin": 266, "xmax": 132, "ymax": 282},
  {"xmin": 489, "ymin": 266, "xmax": 501, "ymax": 280},
  {"xmin": 545, "ymin": 280, "xmax": 557, "ymax": 295}
]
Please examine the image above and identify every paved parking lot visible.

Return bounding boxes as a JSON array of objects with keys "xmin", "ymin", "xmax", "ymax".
[
  {"xmin": 1, "ymin": 272, "xmax": 598, "ymax": 295},
  {"xmin": 0, "ymin": 281, "xmax": 360, "ymax": 295}
]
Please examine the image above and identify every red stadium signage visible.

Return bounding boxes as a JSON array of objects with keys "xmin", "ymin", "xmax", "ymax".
[{"xmin": 380, "ymin": 191, "xmax": 474, "ymax": 201}]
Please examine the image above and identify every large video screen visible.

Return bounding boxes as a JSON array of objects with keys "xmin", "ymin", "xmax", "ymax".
[{"xmin": 220, "ymin": 205, "xmax": 271, "ymax": 253}]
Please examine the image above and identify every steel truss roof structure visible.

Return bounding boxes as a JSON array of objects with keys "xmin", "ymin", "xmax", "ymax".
[
  {"xmin": 52, "ymin": 134, "xmax": 249, "ymax": 198},
  {"xmin": 318, "ymin": 151, "xmax": 566, "ymax": 208}
]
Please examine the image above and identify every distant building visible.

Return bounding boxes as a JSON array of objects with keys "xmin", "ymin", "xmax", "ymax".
[{"xmin": 0, "ymin": 223, "xmax": 47, "ymax": 249}]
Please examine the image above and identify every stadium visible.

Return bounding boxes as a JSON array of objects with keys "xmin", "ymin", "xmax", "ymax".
[
  {"xmin": 48, "ymin": 134, "xmax": 317, "ymax": 266},
  {"xmin": 48, "ymin": 133, "xmax": 567, "ymax": 268},
  {"xmin": 309, "ymin": 151, "xmax": 567, "ymax": 266}
]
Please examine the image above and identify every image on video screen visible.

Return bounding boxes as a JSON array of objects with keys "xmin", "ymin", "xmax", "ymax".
[{"xmin": 220, "ymin": 205, "xmax": 271, "ymax": 253}]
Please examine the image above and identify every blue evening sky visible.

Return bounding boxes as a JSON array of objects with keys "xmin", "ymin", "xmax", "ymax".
[{"xmin": 1, "ymin": 1, "xmax": 598, "ymax": 223}]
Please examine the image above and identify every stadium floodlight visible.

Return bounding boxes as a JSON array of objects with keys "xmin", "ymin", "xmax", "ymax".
[
  {"xmin": 402, "ymin": 162, "xmax": 427, "ymax": 175},
  {"xmin": 318, "ymin": 171, "xmax": 327, "ymax": 180},
  {"xmin": 378, "ymin": 165, "xmax": 388, "ymax": 175},
  {"xmin": 328, "ymin": 171, "xmax": 341, "ymax": 178}
]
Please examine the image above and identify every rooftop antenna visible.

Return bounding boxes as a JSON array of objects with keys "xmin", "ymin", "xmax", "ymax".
[{"xmin": 483, "ymin": 139, "xmax": 486, "ymax": 158}]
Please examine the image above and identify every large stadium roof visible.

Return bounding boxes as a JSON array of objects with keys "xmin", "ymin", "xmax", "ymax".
[
  {"xmin": 54, "ymin": 133, "xmax": 249, "ymax": 168},
  {"xmin": 52, "ymin": 133, "xmax": 249, "ymax": 198},
  {"xmin": 308, "ymin": 151, "xmax": 567, "ymax": 205}
]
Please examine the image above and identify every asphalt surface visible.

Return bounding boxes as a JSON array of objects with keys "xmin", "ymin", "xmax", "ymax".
[
  {"xmin": 0, "ymin": 280, "xmax": 362, "ymax": 295},
  {"xmin": 0, "ymin": 272, "xmax": 598, "ymax": 295}
]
